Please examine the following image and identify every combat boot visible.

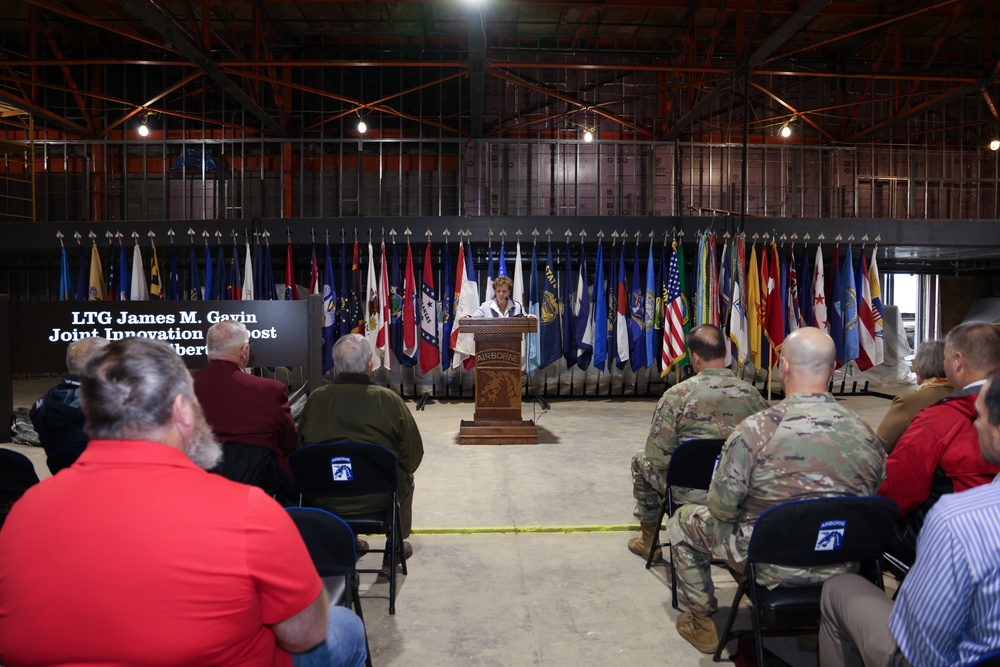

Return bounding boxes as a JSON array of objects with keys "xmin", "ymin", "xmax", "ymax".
[
  {"xmin": 627, "ymin": 522, "xmax": 662, "ymax": 560},
  {"xmin": 675, "ymin": 612, "xmax": 719, "ymax": 653}
]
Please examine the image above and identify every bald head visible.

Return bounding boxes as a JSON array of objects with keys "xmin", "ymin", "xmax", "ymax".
[{"xmin": 779, "ymin": 327, "xmax": 836, "ymax": 394}]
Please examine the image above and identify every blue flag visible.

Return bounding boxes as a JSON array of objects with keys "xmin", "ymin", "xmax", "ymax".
[
  {"xmin": 539, "ymin": 241, "xmax": 562, "ymax": 368},
  {"xmin": 390, "ymin": 243, "xmax": 405, "ymax": 365},
  {"xmin": 498, "ymin": 241, "xmax": 508, "ymax": 277},
  {"xmin": 842, "ymin": 246, "xmax": 859, "ymax": 365},
  {"xmin": 188, "ymin": 245, "xmax": 202, "ymax": 300},
  {"xmin": 337, "ymin": 244, "xmax": 351, "ymax": 337},
  {"xmin": 229, "ymin": 241, "xmax": 241, "ymax": 300},
  {"xmin": 616, "ymin": 246, "xmax": 630, "ymax": 370},
  {"xmin": 643, "ymin": 242, "xmax": 656, "ymax": 369},
  {"xmin": 608, "ymin": 242, "xmax": 620, "ymax": 372},
  {"xmin": 254, "ymin": 240, "xmax": 263, "ymax": 299},
  {"xmin": 261, "ymin": 242, "xmax": 277, "ymax": 300},
  {"xmin": 799, "ymin": 247, "xmax": 812, "ymax": 330},
  {"xmin": 58, "ymin": 246, "xmax": 73, "ymax": 301},
  {"xmin": 779, "ymin": 248, "xmax": 789, "ymax": 328},
  {"xmin": 574, "ymin": 241, "xmax": 593, "ymax": 370},
  {"xmin": 628, "ymin": 243, "xmax": 646, "ymax": 372},
  {"xmin": 655, "ymin": 243, "xmax": 669, "ymax": 374},
  {"xmin": 592, "ymin": 242, "xmax": 608, "ymax": 373},
  {"xmin": 117, "ymin": 243, "xmax": 130, "ymax": 301},
  {"xmin": 829, "ymin": 247, "xmax": 844, "ymax": 367},
  {"xmin": 203, "ymin": 241, "xmax": 213, "ymax": 300},
  {"xmin": 562, "ymin": 238, "xmax": 577, "ymax": 368},
  {"xmin": 321, "ymin": 242, "xmax": 337, "ymax": 373},
  {"xmin": 106, "ymin": 243, "xmax": 115, "ymax": 301},
  {"xmin": 441, "ymin": 243, "xmax": 454, "ymax": 371},
  {"xmin": 486, "ymin": 246, "xmax": 496, "ymax": 300},
  {"xmin": 75, "ymin": 245, "xmax": 88, "ymax": 301},
  {"xmin": 214, "ymin": 244, "xmax": 227, "ymax": 301},
  {"xmin": 526, "ymin": 243, "xmax": 542, "ymax": 372}
]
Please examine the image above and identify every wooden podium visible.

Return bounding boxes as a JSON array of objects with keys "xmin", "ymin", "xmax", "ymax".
[{"xmin": 457, "ymin": 317, "xmax": 538, "ymax": 445}]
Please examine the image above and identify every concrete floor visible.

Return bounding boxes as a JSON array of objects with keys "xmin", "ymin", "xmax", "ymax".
[{"xmin": 5, "ymin": 376, "xmax": 902, "ymax": 667}]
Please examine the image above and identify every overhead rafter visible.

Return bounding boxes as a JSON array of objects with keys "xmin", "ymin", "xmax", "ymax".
[
  {"xmin": 663, "ymin": 0, "xmax": 832, "ymax": 141},
  {"xmin": 121, "ymin": 0, "xmax": 287, "ymax": 137}
]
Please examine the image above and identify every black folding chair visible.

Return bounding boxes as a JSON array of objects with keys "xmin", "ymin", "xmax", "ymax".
[
  {"xmin": 287, "ymin": 507, "xmax": 372, "ymax": 667},
  {"xmin": 210, "ymin": 442, "xmax": 286, "ymax": 500},
  {"xmin": 0, "ymin": 448, "xmax": 40, "ymax": 530},
  {"xmin": 45, "ymin": 445, "xmax": 85, "ymax": 475},
  {"xmin": 290, "ymin": 442, "xmax": 406, "ymax": 614},
  {"xmin": 713, "ymin": 496, "xmax": 899, "ymax": 665},
  {"xmin": 645, "ymin": 439, "xmax": 726, "ymax": 607},
  {"xmin": 972, "ymin": 649, "xmax": 1000, "ymax": 666}
]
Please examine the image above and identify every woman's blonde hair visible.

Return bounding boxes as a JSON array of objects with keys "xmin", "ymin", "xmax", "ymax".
[{"xmin": 493, "ymin": 275, "xmax": 513, "ymax": 291}]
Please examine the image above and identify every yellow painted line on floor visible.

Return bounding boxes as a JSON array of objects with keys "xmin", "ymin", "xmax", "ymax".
[{"xmin": 411, "ymin": 524, "xmax": 638, "ymax": 535}]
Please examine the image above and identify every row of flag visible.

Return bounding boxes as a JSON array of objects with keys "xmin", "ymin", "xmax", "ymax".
[{"xmin": 57, "ymin": 233, "xmax": 885, "ymax": 378}]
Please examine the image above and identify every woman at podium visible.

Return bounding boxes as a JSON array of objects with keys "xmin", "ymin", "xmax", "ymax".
[{"xmin": 471, "ymin": 276, "xmax": 533, "ymax": 318}]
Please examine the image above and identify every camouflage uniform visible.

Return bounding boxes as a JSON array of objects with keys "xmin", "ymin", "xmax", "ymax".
[
  {"xmin": 632, "ymin": 368, "xmax": 769, "ymax": 522},
  {"xmin": 666, "ymin": 392, "xmax": 886, "ymax": 617}
]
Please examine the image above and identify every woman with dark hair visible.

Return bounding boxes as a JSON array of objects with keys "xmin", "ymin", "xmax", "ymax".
[{"xmin": 876, "ymin": 339, "xmax": 953, "ymax": 453}]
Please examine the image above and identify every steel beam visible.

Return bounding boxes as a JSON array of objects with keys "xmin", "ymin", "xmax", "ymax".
[
  {"xmin": 121, "ymin": 0, "xmax": 286, "ymax": 137},
  {"xmin": 467, "ymin": 10, "xmax": 487, "ymax": 138},
  {"xmin": 664, "ymin": 0, "xmax": 832, "ymax": 141}
]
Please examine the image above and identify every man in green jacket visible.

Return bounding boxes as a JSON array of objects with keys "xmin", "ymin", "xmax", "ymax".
[{"xmin": 299, "ymin": 334, "xmax": 424, "ymax": 567}]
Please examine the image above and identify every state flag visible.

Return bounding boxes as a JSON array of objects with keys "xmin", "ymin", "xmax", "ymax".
[{"xmin": 418, "ymin": 241, "xmax": 440, "ymax": 375}]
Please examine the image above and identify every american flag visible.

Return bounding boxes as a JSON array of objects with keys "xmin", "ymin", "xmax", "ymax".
[{"xmin": 661, "ymin": 243, "xmax": 686, "ymax": 371}]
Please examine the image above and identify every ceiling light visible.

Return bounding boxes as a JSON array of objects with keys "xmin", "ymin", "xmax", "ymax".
[
  {"xmin": 990, "ymin": 139, "xmax": 999, "ymax": 151},
  {"xmin": 138, "ymin": 122, "xmax": 149, "ymax": 137},
  {"xmin": 583, "ymin": 130, "xmax": 593, "ymax": 143},
  {"xmin": 357, "ymin": 119, "xmax": 367, "ymax": 134},
  {"xmin": 777, "ymin": 116, "xmax": 795, "ymax": 139}
]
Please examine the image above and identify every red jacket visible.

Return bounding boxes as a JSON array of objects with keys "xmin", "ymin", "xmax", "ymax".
[
  {"xmin": 879, "ymin": 389, "xmax": 1000, "ymax": 517},
  {"xmin": 192, "ymin": 360, "xmax": 298, "ymax": 485}
]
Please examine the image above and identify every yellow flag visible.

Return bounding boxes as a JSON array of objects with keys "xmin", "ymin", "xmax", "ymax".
[
  {"xmin": 149, "ymin": 242, "xmax": 162, "ymax": 300},
  {"xmin": 746, "ymin": 244, "xmax": 762, "ymax": 371},
  {"xmin": 88, "ymin": 243, "xmax": 106, "ymax": 301}
]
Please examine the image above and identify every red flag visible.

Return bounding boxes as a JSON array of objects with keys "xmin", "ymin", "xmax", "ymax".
[
  {"xmin": 376, "ymin": 242, "xmax": 391, "ymax": 370},
  {"xmin": 403, "ymin": 242, "xmax": 418, "ymax": 360},
  {"xmin": 764, "ymin": 242, "xmax": 784, "ymax": 368},
  {"xmin": 856, "ymin": 252, "xmax": 877, "ymax": 371},
  {"xmin": 309, "ymin": 245, "xmax": 320, "ymax": 295},
  {"xmin": 418, "ymin": 242, "xmax": 440, "ymax": 374},
  {"xmin": 285, "ymin": 243, "xmax": 299, "ymax": 301},
  {"xmin": 350, "ymin": 242, "xmax": 361, "ymax": 333}
]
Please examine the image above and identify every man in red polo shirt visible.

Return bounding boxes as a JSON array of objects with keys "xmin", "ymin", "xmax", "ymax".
[{"xmin": 0, "ymin": 338, "xmax": 365, "ymax": 667}]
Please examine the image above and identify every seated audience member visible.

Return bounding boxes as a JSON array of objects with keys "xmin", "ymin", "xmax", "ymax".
[
  {"xmin": 299, "ymin": 333, "xmax": 424, "ymax": 569},
  {"xmin": 876, "ymin": 340, "xmax": 953, "ymax": 453},
  {"xmin": 819, "ymin": 369, "xmax": 1000, "ymax": 667},
  {"xmin": 0, "ymin": 338, "xmax": 366, "ymax": 667},
  {"xmin": 878, "ymin": 321, "xmax": 1000, "ymax": 569},
  {"xmin": 667, "ymin": 327, "xmax": 886, "ymax": 654},
  {"xmin": 628, "ymin": 324, "xmax": 768, "ymax": 560},
  {"xmin": 193, "ymin": 320, "xmax": 298, "ymax": 491},
  {"xmin": 29, "ymin": 336, "xmax": 109, "ymax": 455}
]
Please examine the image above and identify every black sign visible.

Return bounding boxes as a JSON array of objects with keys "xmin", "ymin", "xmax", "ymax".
[{"xmin": 8, "ymin": 301, "xmax": 311, "ymax": 373}]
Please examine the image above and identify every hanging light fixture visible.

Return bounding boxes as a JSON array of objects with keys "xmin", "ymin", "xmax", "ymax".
[
  {"xmin": 357, "ymin": 118, "xmax": 367, "ymax": 134},
  {"xmin": 990, "ymin": 138, "xmax": 1000, "ymax": 151},
  {"xmin": 583, "ymin": 129, "xmax": 594, "ymax": 143},
  {"xmin": 776, "ymin": 115, "xmax": 796, "ymax": 138},
  {"xmin": 138, "ymin": 112, "xmax": 150, "ymax": 137}
]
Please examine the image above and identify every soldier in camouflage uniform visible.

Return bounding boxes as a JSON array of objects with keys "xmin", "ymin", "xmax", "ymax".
[
  {"xmin": 628, "ymin": 324, "xmax": 769, "ymax": 560},
  {"xmin": 667, "ymin": 327, "xmax": 886, "ymax": 654}
]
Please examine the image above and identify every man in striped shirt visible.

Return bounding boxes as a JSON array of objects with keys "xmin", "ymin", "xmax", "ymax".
[{"xmin": 819, "ymin": 369, "xmax": 1000, "ymax": 667}]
